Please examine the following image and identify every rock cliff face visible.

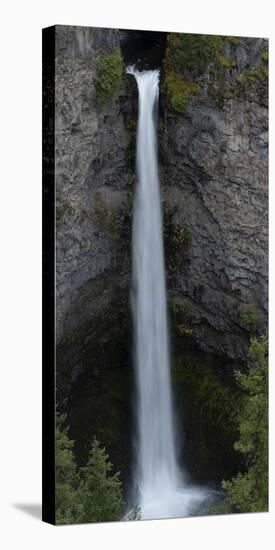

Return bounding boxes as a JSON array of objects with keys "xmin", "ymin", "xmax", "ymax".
[
  {"xmin": 55, "ymin": 27, "xmax": 268, "ymax": 393},
  {"xmin": 54, "ymin": 27, "xmax": 268, "ymax": 484},
  {"xmin": 55, "ymin": 26, "xmax": 134, "ymax": 401},
  {"xmin": 161, "ymin": 35, "xmax": 268, "ymax": 361}
]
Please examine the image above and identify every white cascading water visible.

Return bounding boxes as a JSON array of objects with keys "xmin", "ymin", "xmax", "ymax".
[{"xmin": 128, "ymin": 66, "xmax": 211, "ymax": 520}]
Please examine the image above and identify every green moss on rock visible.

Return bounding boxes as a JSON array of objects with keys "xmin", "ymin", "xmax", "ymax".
[{"xmin": 56, "ymin": 200, "xmax": 74, "ymax": 222}]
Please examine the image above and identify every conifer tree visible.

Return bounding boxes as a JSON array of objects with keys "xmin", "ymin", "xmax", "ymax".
[
  {"xmin": 80, "ymin": 438, "xmax": 123, "ymax": 522},
  {"xmin": 212, "ymin": 336, "xmax": 268, "ymax": 514},
  {"xmin": 55, "ymin": 414, "xmax": 83, "ymax": 524}
]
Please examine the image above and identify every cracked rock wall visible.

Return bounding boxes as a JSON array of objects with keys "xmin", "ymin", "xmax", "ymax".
[{"xmin": 161, "ymin": 36, "xmax": 268, "ymax": 360}]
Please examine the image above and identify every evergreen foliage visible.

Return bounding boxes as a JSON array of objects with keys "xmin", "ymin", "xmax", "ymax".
[
  {"xmin": 55, "ymin": 414, "xmax": 124, "ymax": 524},
  {"xmin": 212, "ymin": 336, "xmax": 268, "ymax": 514},
  {"xmin": 79, "ymin": 438, "xmax": 123, "ymax": 523},
  {"xmin": 55, "ymin": 414, "xmax": 83, "ymax": 524}
]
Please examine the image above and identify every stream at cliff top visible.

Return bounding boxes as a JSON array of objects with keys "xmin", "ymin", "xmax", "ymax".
[{"xmin": 127, "ymin": 66, "xmax": 218, "ymax": 520}]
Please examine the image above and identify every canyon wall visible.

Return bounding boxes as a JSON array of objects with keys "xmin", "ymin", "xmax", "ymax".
[
  {"xmin": 161, "ymin": 34, "xmax": 268, "ymax": 361},
  {"xmin": 55, "ymin": 26, "xmax": 134, "ymax": 401},
  {"xmin": 54, "ymin": 27, "xmax": 268, "ymax": 484},
  {"xmin": 55, "ymin": 27, "xmax": 268, "ymax": 394}
]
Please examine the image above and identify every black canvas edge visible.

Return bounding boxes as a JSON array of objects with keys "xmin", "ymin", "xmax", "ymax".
[{"xmin": 42, "ymin": 25, "xmax": 56, "ymax": 525}]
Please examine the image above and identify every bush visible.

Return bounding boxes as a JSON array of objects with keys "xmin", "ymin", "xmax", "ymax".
[
  {"xmin": 171, "ymin": 95, "xmax": 189, "ymax": 113},
  {"xmin": 166, "ymin": 33, "xmax": 223, "ymax": 75},
  {"xmin": 212, "ymin": 336, "xmax": 268, "ymax": 514},
  {"xmin": 96, "ymin": 48, "xmax": 123, "ymax": 104},
  {"xmin": 166, "ymin": 75, "xmax": 200, "ymax": 111},
  {"xmin": 238, "ymin": 304, "xmax": 261, "ymax": 331}
]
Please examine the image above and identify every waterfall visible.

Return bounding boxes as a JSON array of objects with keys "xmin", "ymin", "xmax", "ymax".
[
  {"xmin": 128, "ymin": 66, "xmax": 213, "ymax": 520},
  {"xmin": 130, "ymin": 67, "xmax": 180, "ymax": 508}
]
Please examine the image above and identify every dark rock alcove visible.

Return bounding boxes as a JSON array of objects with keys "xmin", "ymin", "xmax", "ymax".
[{"xmin": 119, "ymin": 29, "xmax": 167, "ymax": 70}]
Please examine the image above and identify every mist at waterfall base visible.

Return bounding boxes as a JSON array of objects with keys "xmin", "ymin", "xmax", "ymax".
[{"xmin": 127, "ymin": 66, "xmax": 218, "ymax": 520}]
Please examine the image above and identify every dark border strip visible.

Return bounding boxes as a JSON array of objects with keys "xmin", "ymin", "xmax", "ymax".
[{"xmin": 42, "ymin": 25, "xmax": 56, "ymax": 525}]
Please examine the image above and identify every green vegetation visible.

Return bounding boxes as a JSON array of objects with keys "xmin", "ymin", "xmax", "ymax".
[
  {"xmin": 163, "ymin": 33, "xmax": 240, "ymax": 112},
  {"xmin": 96, "ymin": 48, "xmax": 123, "ymax": 104},
  {"xmin": 166, "ymin": 73, "xmax": 200, "ymax": 113},
  {"xmin": 217, "ymin": 54, "xmax": 236, "ymax": 69},
  {"xmin": 59, "ymin": 298, "xmax": 132, "ymax": 466},
  {"xmin": 170, "ymin": 296, "xmax": 192, "ymax": 317},
  {"xmin": 93, "ymin": 190, "xmax": 132, "ymax": 267},
  {"xmin": 212, "ymin": 336, "xmax": 268, "ymax": 514},
  {"xmin": 172, "ymin": 350, "xmax": 243, "ymax": 481},
  {"xmin": 208, "ymin": 58, "xmax": 268, "ymax": 106},
  {"xmin": 56, "ymin": 413, "xmax": 83, "ymax": 524},
  {"xmin": 94, "ymin": 191, "xmax": 120, "ymax": 242},
  {"xmin": 165, "ymin": 33, "xmax": 223, "ymax": 75},
  {"xmin": 236, "ymin": 64, "xmax": 268, "ymax": 87},
  {"xmin": 56, "ymin": 201, "xmax": 74, "ymax": 222},
  {"xmin": 80, "ymin": 438, "xmax": 123, "ymax": 522},
  {"xmin": 168, "ymin": 297, "xmax": 194, "ymax": 341},
  {"xmin": 227, "ymin": 36, "xmax": 240, "ymax": 46},
  {"xmin": 163, "ymin": 202, "xmax": 192, "ymax": 271},
  {"xmin": 238, "ymin": 303, "xmax": 261, "ymax": 331},
  {"xmin": 163, "ymin": 34, "xmax": 268, "ymax": 110},
  {"xmin": 56, "ymin": 413, "xmax": 124, "ymax": 524},
  {"xmin": 163, "ymin": 34, "xmax": 207, "ymax": 112}
]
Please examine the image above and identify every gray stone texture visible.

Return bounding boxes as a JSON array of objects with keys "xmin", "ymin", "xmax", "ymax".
[{"xmin": 55, "ymin": 27, "xmax": 268, "ymax": 382}]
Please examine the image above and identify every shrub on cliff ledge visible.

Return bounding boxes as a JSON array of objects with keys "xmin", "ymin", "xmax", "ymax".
[
  {"xmin": 96, "ymin": 48, "xmax": 123, "ymax": 104},
  {"xmin": 164, "ymin": 34, "xmax": 216, "ymax": 112},
  {"xmin": 165, "ymin": 33, "xmax": 222, "ymax": 75},
  {"xmin": 171, "ymin": 95, "xmax": 189, "ymax": 113}
]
